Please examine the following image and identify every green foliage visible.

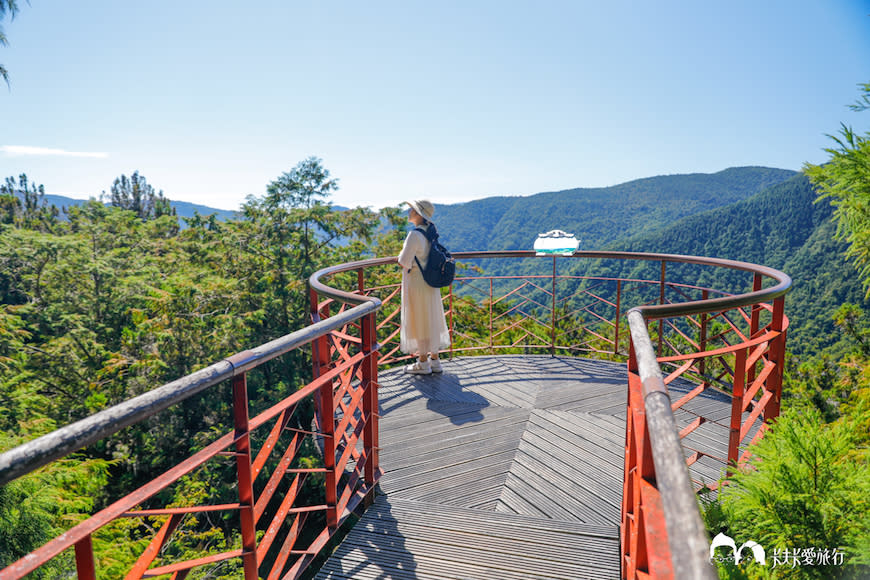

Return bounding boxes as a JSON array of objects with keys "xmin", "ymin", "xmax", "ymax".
[
  {"xmin": 435, "ymin": 167, "xmax": 865, "ymax": 357},
  {"xmin": 241, "ymin": 157, "xmax": 379, "ymax": 334},
  {"xmin": 805, "ymin": 83, "xmax": 870, "ymax": 298},
  {"xmin": 105, "ymin": 171, "xmax": 176, "ymax": 223},
  {"xmin": 590, "ymin": 173, "xmax": 868, "ymax": 357},
  {"xmin": 832, "ymin": 303, "xmax": 870, "ymax": 357},
  {"xmin": 435, "ymin": 166, "xmax": 795, "ymax": 253},
  {"xmin": 0, "ymin": 159, "xmax": 387, "ymax": 575},
  {"xmin": 0, "ymin": 153, "xmax": 865, "ymax": 578},
  {"xmin": 0, "ymin": 0, "xmax": 19, "ymax": 84},
  {"xmin": 0, "ymin": 423, "xmax": 110, "ymax": 577},
  {"xmin": 0, "ymin": 174, "xmax": 61, "ymax": 232},
  {"xmin": 703, "ymin": 405, "xmax": 870, "ymax": 579}
]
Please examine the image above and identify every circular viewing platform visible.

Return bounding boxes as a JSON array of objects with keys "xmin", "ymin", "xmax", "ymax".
[
  {"xmin": 0, "ymin": 250, "xmax": 787, "ymax": 579},
  {"xmin": 317, "ymin": 355, "xmax": 755, "ymax": 579}
]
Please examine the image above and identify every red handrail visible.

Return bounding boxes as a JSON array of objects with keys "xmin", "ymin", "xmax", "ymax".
[{"xmin": 0, "ymin": 299, "xmax": 382, "ymax": 579}]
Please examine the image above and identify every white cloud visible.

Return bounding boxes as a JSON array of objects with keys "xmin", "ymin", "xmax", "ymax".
[{"xmin": 1, "ymin": 145, "xmax": 109, "ymax": 159}]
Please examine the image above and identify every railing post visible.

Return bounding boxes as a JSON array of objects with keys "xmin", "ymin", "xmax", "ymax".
[
  {"xmin": 449, "ymin": 283, "xmax": 455, "ymax": 359},
  {"xmin": 359, "ymin": 260, "xmax": 379, "ymax": 483},
  {"xmin": 551, "ymin": 256, "xmax": 557, "ymax": 356},
  {"xmin": 310, "ymin": 288, "xmax": 332, "ymax": 378},
  {"xmin": 310, "ymin": 289, "xmax": 332, "ymax": 429},
  {"xmin": 320, "ymin": 371, "xmax": 339, "ymax": 529},
  {"xmin": 749, "ymin": 273, "xmax": 763, "ymax": 337},
  {"xmin": 658, "ymin": 261, "xmax": 666, "ymax": 357},
  {"xmin": 489, "ymin": 278, "xmax": 494, "ymax": 354},
  {"xmin": 727, "ymin": 348, "xmax": 747, "ymax": 473},
  {"xmin": 232, "ymin": 373, "xmax": 259, "ymax": 579},
  {"xmin": 361, "ymin": 311, "xmax": 379, "ymax": 486},
  {"xmin": 748, "ymin": 274, "xmax": 763, "ymax": 385},
  {"xmin": 614, "ymin": 279, "xmax": 622, "ymax": 355},
  {"xmin": 74, "ymin": 535, "xmax": 96, "ymax": 580},
  {"xmin": 766, "ymin": 296, "xmax": 787, "ymax": 420},
  {"xmin": 699, "ymin": 289, "xmax": 708, "ymax": 386}
]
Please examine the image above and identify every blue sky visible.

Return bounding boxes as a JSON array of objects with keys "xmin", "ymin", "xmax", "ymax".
[{"xmin": 1, "ymin": 1, "xmax": 869, "ymax": 211}]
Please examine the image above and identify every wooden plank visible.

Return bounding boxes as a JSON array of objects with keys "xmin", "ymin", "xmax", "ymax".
[
  {"xmin": 528, "ymin": 410, "xmax": 625, "ymax": 472},
  {"xmin": 315, "ymin": 496, "xmax": 620, "ymax": 580},
  {"xmin": 382, "ymin": 448, "xmax": 517, "ymax": 499},
  {"xmin": 513, "ymin": 433, "xmax": 622, "ymax": 509},
  {"xmin": 498, "ymin": 462, "xmax": 618, "ymax": 526},
  {"xmin": 317, "ymin": 355, "xmax": 739, "ymax": 580},
  {"xmin": 382, "ymin": 497, "xmax": 618, "ymax": 538}
]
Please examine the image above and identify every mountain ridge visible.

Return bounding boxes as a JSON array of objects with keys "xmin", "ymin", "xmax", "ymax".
[
  {"xmin": 609, "ymin": 172, "xmax": 866, "ymax": 354},
  {"xmin": 433, "ymin": 166, "xmax": 797, "ymax": 252},
  {"xmin": 19, "ymin": 193, "xmax": 240, "ymax": 223}
]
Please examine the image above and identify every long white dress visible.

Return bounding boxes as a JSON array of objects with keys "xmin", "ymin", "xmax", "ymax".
[{"xmin": 397, "ymin": 227, "xmax": 451, "ymax": 355}]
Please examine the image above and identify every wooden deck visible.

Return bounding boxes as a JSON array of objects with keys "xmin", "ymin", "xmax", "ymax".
[{"xmin": 316, "ymin": 355, "xmax": 738, "ymax": 579}]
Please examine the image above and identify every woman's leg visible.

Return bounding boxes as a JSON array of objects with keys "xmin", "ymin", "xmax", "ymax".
[
  {"xmin": 417, "ymin": 339, "xmax": 431, "ymax": 363},
  {"xmin": 428, "ymin": 350, "xmax": 442, "ymax": 373},
  {"xmin": 405, "ymin": 338, "xmax": 432, "ymax": 374}
]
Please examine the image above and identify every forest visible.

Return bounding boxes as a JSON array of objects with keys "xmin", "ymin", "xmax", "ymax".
[
  {"xmin": 2, "ymin": 101, "xmax": 870, "ymax": 578},
  {"xmin": 0, "ymin": 160, "xmax": 408, "ymax": 576}
]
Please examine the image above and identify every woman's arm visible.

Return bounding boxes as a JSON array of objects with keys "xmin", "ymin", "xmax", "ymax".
[{"xmin": 398, "ymin": 230, "xmax": 424, "ymax": 272}]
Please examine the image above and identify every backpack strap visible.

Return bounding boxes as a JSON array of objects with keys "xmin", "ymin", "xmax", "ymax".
[
  {"xmin": 414, "ymin": 224, "xmax": 438, "ymax": 242},
  {"xmin": 412, "ymin": 225, "xmax": 435, "ymax": 272}
]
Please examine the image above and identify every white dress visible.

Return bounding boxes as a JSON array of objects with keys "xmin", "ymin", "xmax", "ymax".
[{"xmin": 397, "ymin": 227, "xmax": 451, "ymax": 355}]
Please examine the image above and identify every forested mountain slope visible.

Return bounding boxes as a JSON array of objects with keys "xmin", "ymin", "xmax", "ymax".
[
  {"xmin": 611, "ymin": 173, "xmax": 868, "ymax": 355},
  {"xmin": 430, "ymin": 168, "xmax": 864, "ymax": 355},
  {"xmin": 435, "ymin": 166, "xmax": 796, "ymax": 251}
]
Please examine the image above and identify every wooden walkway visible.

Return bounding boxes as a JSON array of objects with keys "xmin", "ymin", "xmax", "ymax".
[{"xmin": 316, "ymin": 355, "xmax": 738, "ymax": 579}]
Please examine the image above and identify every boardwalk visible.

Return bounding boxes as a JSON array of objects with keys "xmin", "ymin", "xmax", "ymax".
[{"xmin": 316, "ymin": 355, "xmax": 736, "ymax": 579}]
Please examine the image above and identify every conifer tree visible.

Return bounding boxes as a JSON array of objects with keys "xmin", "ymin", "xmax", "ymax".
[
  {"xmin": 105, "ymin": 171, "xmax": 176, "ymax": 222},
  {"xmin": 804, "ymin": 82, "xmax": 870, "ymax": 297},
  {"xmin": 0, "ymin": 0, "xmax": 19, "ymax": 85}
]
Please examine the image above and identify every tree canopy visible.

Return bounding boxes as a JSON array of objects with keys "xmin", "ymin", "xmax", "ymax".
[
  {"xmin": 804, "ymin": 82, "xmax": 870, "ymax": 297},
  {"xmin": 0, "ymin": 161, "xmax": 392, "ymax": 575},
  {"xmin": 0, "ymin": 0, "xmax": 20, "ymax": 85},
  {"xmin": 104, "ymin": 171, "xmax": 176, "ymax": 222}
]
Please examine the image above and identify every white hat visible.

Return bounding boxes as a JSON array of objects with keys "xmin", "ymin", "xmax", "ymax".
[{"xmin": 405, "ymin": 199, "xmax": 434, "ymax": 221}]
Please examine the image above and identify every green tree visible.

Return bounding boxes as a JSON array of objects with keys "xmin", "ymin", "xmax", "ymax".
[
  {"xmin": 708, "ymin": 405, "xmax": 870, "ymax": 579},
  {"xmin": 104, "ymin": 171, "xmax": 176, "ymax": 223},
  {"xmin": 0, "ymin": 0, "xmax": 20, "ymax": 86},
  {"xmin": 241, "ymin": 157, "xmax": 378, "ymax": 333},
  {"xmin": 0, "ymin": 174, "xmax": 60, "ymax": 232},
  {"xmin": 804, "ymin": 82, "xmax": 870, "ymax": 297},
  {"xmin": 832, "ymin": 303, "xmax": 870, "ymax": 358},
  {"xmin": 0, "ymin": 428, "xmax": 109, "ymax": 578},
  {"xmin": 0, "ymin": 159, "xmax": 401, "ymax": 575}
]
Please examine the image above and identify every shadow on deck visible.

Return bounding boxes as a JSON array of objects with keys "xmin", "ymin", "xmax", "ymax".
[{"xmin": 316, "ymin": 355, "xmax": 734, "ymax": 579}]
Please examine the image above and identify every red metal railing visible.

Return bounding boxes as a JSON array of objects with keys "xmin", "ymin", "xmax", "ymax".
[
  {"xmin": 310, "ymin": 250, "xmax": 790, "ymax": 580},
  {"xmin": 0, "ymin": 250, "xmax": 789, "ymax": 579},
  {"xmin": 620, "ymin": 261, "xmax": 789, "ymax": 580},
  {"xmin": 0, "ymin": 296, "xmax": 382, "ymax": 579}
]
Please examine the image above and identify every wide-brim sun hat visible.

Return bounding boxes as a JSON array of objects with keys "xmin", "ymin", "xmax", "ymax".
[{"xmin": 405, "ymin": 199, "xmax": 434, "ymax": 221}]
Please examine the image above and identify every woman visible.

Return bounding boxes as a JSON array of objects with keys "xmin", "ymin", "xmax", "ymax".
[{"xmin": 397, "ymin": 199, "xmax": 451, "ymax": 374}]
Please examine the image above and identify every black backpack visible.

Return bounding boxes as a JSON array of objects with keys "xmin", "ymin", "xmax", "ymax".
[{"xmin": 414, "ymin": 224, "xmax": 456, "ymax": 288}]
